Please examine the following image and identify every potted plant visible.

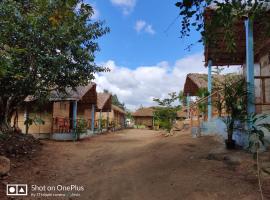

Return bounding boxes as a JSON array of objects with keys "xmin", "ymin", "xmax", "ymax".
[
  {"xmin": 75, "ymin": 119, "xmax": 87, "ymax": 140},
  {"xmin": 221, "ymin": 75, "xmax": 247, "ymax": 149}
]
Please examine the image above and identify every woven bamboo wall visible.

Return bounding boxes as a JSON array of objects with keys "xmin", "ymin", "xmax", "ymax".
[
  {"xmin": 15, "ymin": 103, "xmax": 53, "ymax": 134},
  {"xmin": 259, "ymin": 54, "xmax": 270, "ymax": 114},
  {"xmin": 95, "ymin": 110, "xmax": 125, "ymax": 127},
  {"xmin": 134, "ymin": 117, "xmax": 153, "ymax": 127}
]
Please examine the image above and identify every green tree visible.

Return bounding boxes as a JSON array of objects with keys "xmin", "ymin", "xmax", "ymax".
[
  {"xmin": 112, "ymin": 94, "xmax": 125, "ymax": 110},
  {"xmin": 153, "ymin": 92, "xmax": 180, "ymax": 132},
  {"xmin": 125, "ymin": 110, "xmax": 133, "ymax": 120},
  {"xmin": 103, "ymin": 89, "xmax": 109, "ymax": 94},
  {"xmin": 178, "ymin": 90, "xmax": 187, "ymax": 106},
  {"xmin": 0, "ymin": 0, "xmax": 109, "ymax": 132},
  {"xmin": 103, "ymin": 89, "xmax": 125, "ymax": 110},
  {"xmin": 196, "ymin": 88, "xmax": 209, "ymax": 121}
]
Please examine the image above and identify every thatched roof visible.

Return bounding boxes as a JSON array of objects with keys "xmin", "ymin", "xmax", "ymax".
[
  {"xmin": 97, "ymin": 93, "xmax": 112, "ymax": 112},
  {"xmin": 132, "ymin": 107, "xmax": 154, "ymax": 117},
  {"xmin": 25, "ymin": 83, "xmax": 97, "ymax": 103},
  {"xmin": 183, "ymin": 73, "xmax": 225, "ymax": 96},
  {"xmin": 184, "ymin": 73, "xmax": 208, "ymax": 94},
  {"xmin": 50, "ymin": 83, "xmax": 96, "ymax": 102},
  {"xmin": 112, "ymin": 105, "xmax": 126, "ymax": 114},
  {"xmin": 204, "ymin": 8, "xmax": 270, "ymax": 66}
]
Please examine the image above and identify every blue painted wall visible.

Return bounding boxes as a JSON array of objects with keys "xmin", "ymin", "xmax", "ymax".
[{"xmin": 200, "ymin": 116, "xmax": 270, "ymax": 149}]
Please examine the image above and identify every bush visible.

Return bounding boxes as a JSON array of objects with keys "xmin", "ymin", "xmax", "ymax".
[
  {"xmin": 159, "ymin": 120, "xmax": 172, "ymax": 131},
  {"xmin": 153, "ymin": 92, "xmax": 179, "ymax": 132},
  {"xmin": 101, "ymin": 119, "xmax": 107, "ymax": 129},
  {"xmin": 76, "ymin": 119, "xmax": 87, "ymax": 135},
  {"xmin": 154, "ymin": 107, "xmax": 178, "ymax": 132}
]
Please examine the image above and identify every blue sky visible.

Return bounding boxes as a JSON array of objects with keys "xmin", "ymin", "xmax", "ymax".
[
  {"xmin": 86, "ymin": 0, "xmax": 240, "ymax": 110},
  {"xmin": 90, "ymin": 0, "xmax": 203, "ymax": 68}
]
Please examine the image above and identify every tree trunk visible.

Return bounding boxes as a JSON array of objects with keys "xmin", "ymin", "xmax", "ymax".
[
  {"xmin": 0, "ymin": 115, "xmax": 12, "ymax": 133},
  {"xmin": 0, "ymin": 97, "xmax": 16, "ymax": 133}
]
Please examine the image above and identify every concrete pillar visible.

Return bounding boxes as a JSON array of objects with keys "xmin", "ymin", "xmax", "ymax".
[
  {"xmin": 245, "ymin": 18, "xmax": 255, "ymax": 116},
  {"xmin": 208, "ymin": 60, "xmax": 213, "ymax": 121},
  {"xmin": 91, "ymin": 104, "xmax": 95, "ymax": 132},
  {"xmin": 72, "ymin": 101, "xmax": 78, "ymax": 131}
]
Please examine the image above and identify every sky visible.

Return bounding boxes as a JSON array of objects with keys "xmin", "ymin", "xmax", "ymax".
[{"xmin": 87, "ymin": 0, "xmax": 241, "ymax": 111}]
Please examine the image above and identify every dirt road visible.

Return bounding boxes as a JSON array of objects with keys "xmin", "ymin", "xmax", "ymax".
[{"xmin": 1, "ymin": 129, "xmax": 262, "ymax": 200}]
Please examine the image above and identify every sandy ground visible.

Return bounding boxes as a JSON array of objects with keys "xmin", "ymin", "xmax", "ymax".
[{"xmin": 0, "ymin": 129, "xmax": 267, "ymax": 200}]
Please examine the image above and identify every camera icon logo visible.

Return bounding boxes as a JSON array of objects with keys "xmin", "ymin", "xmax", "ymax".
[{"xmin": 6, "ymin": 184, "xmax": 28, "ymax": 196}]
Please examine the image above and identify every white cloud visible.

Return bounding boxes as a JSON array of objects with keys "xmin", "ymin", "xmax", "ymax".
[
  {"xmin": 144, "ymin": 25, "xmax": 155, "ymax": 35},
  {"xmin": 135, "ymin": 20, "xmax": 156, "ymax": 35},
  {"xmin": 110, "ymin": 0, "xmax": 136, "ymax": 15},
  {"xmin": 94, "ymin": 53, "xmax": 241, "ymax": 111},
  {"xmin": 135, "ymin": 20, "xmax": 146, "ymax": 32}
]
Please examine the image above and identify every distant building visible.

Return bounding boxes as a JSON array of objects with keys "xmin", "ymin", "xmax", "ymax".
[
  {"xmin": 13, "ymin": 84, "xmax": 126, "ymax": 140},
  {"xmin": 96, "ymin": 101, "xmax": 126, "ymax": 130},
  {"xmin": 132, "ymin": 107, "xmax": 186, "ymax": 129},
  {"xmin": 95, "ymin": 92, "xmax": 112, "ymax": 131},
  {"xmin": 16, "ymin": 83, "xmax": 97, "ymax": 139},
  {"xmin": 183, "ymin": 73, "xmax": 231, "ymax": 119},
  {"xmin": 132, "ymin": 107, "xmax": 154, "ymax": 129}
]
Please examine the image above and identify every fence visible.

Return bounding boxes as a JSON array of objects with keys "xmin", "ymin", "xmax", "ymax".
[{"xmin": 16, "ymin": 117, "xmax": 125, "ymax": 134}]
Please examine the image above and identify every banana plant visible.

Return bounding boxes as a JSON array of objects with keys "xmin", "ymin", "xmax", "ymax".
[{"xmin": 247, "ymin": 113, "xmax": 270, "ymax": 153}]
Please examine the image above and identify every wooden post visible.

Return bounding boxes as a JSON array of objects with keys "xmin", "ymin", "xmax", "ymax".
[
  {"xmin": 197, "ymin": 107, "xmax": 201, "ymax": 136},
  {"xmin": 91, "ymin": 104, "xmax": 95, "ymax": 132},
  {"xmin": 187, "ymin": 93, "xmax": 190, "ymax": 119},
  {"xmin": 98, "ymin": 110, "xmax": 102, "ymax": 132},
  {"xmin": 245, "ymin": 18, "xmax": 255, "ymax": 118},
  {"xmin": 208, "ymin": 60, "xmax": 212, "ymax": 122},
  {"xmin": 152, "ymin": 117, "xmax": 155, "ymax": 130},
  {"xmin": 197, "ymin": 112, "xmax": 200, "ymax": 126},
  {"xmin": 124, "ymin": 115, "xmax": 126, "ymax": 128},
  {"xmin": 24, "ymin": 105, "xmax": 29, "ymax": 134},
  {"xmin": 190, "ymin": 109, "xmax": 193, "ymax": 132},
  {"xmin": 106, "ymin": 111, "xmax": 109, "ymax": 131}
]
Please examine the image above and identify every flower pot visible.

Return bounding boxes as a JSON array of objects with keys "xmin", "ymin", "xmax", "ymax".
[{"xmin": 225, "ymin": 139, "xmax": 235, "ymax": 149}]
